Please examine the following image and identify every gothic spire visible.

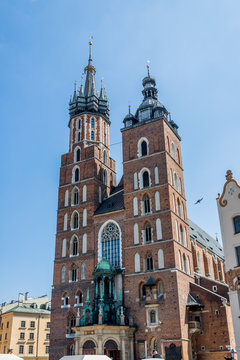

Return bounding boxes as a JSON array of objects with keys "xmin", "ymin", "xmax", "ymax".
[{"xmin": 84, "ymin": 40, "xmax": 97, "ymax": 97}]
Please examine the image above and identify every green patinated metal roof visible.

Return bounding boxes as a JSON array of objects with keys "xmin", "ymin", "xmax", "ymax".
[
  {"xmin": 4, "ymin": 305, "xmax": 50, "ymax": 315},
  {"xmin": 94, "ymin": 257, "xmax": 115, "ymax": 273}
]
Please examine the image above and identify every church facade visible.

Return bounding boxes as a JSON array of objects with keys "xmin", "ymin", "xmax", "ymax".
[{"xmin": 50, "ymin": 43, "xmax": 235, "ymax": 360}]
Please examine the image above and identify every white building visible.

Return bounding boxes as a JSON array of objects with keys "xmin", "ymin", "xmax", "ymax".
[{"xmin": 217, "ymin": 170, "xmax": 240, "ymax": 360}]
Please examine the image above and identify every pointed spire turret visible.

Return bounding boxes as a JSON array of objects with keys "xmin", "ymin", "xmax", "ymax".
[
  {"xmin": 68, "ymin": 40, "xmax": 109, "ymax": 121},
  {"xmin": 84, "ymin": 40, "xmax": 97, "ymax": 97},
  {"xmin": 72, "ymin": 81, "xmax": 77, "ymax": 101}
]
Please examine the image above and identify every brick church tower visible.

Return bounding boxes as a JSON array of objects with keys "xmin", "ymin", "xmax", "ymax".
[
  {"xmin": 50, "ymin": 44, "xmax": 235, "ymax": 360},
  {"xmin": 121, "ymin": 66, "xmax": 193, "ymax": 359}
]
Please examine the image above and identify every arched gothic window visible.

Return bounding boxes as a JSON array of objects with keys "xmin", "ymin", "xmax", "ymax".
[
  {"xmin": 72, "ymin": 237, "xmax": 78, "ymax": 256},
  {"xmin": 143, "ymin": 171, "xmax": 150, "ymax": 188},
  {"xmin": 141, "ymin": 141, "xmax": 148, "ymax": 156},
  {"xmin": 145, "ymin": 223, "xmax": 152, "ymax": 243},
  {"xmin": 101, "ymin": 222, "xmax": 120, "ymax": 267},
  {"xmin": 143, "ymin": 194, "xmax": 151, "ymax": 214},
  {"xmin": 74, "ymin": 147, "xmax": 81, "ymax": 162},
  {"xmin": 71, "ymin": 265, "xmax": 77, "ymax": 282},
  {"xmin": 72, "ymin": 187, "xmax": 79, "ymax": 205},
  {"xmin": 146, "ymin": 254, "xmax": 153, "ymax": 271},
  {"xmin": 74, "ymin": 168, "xmax": 80, "ymax": 182},
  {"xmin": 72, "ymin": 212, "xmax": 79, "ymax": 230}
]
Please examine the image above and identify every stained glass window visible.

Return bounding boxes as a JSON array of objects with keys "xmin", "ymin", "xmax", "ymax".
[{"xmin": 101, "ymin": 222, "xmax": 120, "ymax": 267}]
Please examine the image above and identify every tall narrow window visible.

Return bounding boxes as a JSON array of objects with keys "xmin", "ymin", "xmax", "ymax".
[
  {"xmin": 134, "ymin": 253, "xmax": 140, "ymax": 272},
  {"xmin": 141, "ymin": 141, "xmax": 148, "ymax": 156},
  {"xmin": 154, "ymin": 166, "xmax": 159, "ymax": 184},
  {"xmin": 81, "ymin": 262, "xmax": 86, "ymax": 280},
  {"xmin": 82, "ymin": 233, "xmax": 87, "ymax": 254},
  {"xmin": 91, "ymin": 118, "xmax": 95, "ymax": 128},
  {"xmin": 171, "ymin": 142, "xmax": 176, "ymax": 160},
  {"xmin": 134, "ymin": 223, "xmax": 139, "ymax": 244},
  {"xmin": 72, "ymin": 187, "xmax": 79, "ymax": 205},
  {"xmin": 83, "ymin": 209, "xmax": 87, "ymax": 227},
  {"xmin": 82, "ymin": 185, "xmax": 87, "ymax": 202},
  {"xmin": 91, "ymin": 131, "xmax": 94, "ymax": 140},
  {"xmin": 62, "ymin": 239, "xmax": 66, "ymax": 257},
  {"xmin": 150, "ymin": 310, "xmax": 156, "ymax": 323},
  {"xmin": 158, "ymin": 249, "xmax": 164, "ymax": 269},
  {"xmin": 64, "ymin": 214, "xmax": 68, "ymax": 231},
  {"xmin": 133, "ymin": 197, "xmax": 138, "ymax": 216},
  {"xmin": 103, "ymin": 169, "xmax": 108, "ymax": 185},
  {"xmin": 234, "ymin": 216, "xmax": 240, "ymax": 234},
  {"xmin": 175, "ymin": 220, "xmax": 179, "ymax": 242},
  {"xmin": 143, "ymin": 171, "xmax": 150, "ymax": 188},
  {"xmin": 101, "ymin": 222, "xmax": 120, "ymax": 267},
  {"xmin": 180, "ymin": 225, "xmax": 184, "ymax": 245},
  {"xmin": 143, "ymin": 194, "xmax": 151, "ymax": 214},
  {"xmin": 103, "ymin": 150, "xmax": 107, "ymax": 165},
  {"xmin": 76, "ymin": 148, "xmax": 80, "ymax": 162},
  {"xmin": 146, "ymin": 254, "xmax": 153, "ymax": 271},
  {"xmin": 134, "ymin": 172, "xmax": 138, "ymax": 190},
  {"xmin": 183, "ymin": 254, "xmax": 187, "ymax": 273},
  {"xmin": 65, "ymin": 190, "xmax": 69, "ymax": 207},
  {"xmin": 71, "ymin": 265, "xmax": 77, "ymax": 282},
  {"xmin": 174, "ymin": 173, "xmax": 178, "ymax": 192},
  {"xmin": 145, "ymin": 223, "xmax": 152, "ymax": 243},
  {"xmin": 156, "ymin": 219, "xmax": 162, "ymax": 240},
  {"xmin": 72, "ymin": 212, "xmax": 79, "ymax": 230},
  {"xmin": 74, "ymin": 168, "xmax": 80, "ymax": 182},
  {"xmin": 173, "ymin": 193, "xmax": 176, "ymax": 212},
  {"xmin": 178, "ymin": 250, "xmax": 182, "ymax": 270},
  {"xmin": 170, "ymin": 169, "xmax": 173, "ymax": 185},
  {"xmin": 72, "ymin": 237, "xmax": 78, "ymax": 256},
  {"xmin": 155, "ymin": 191, "xmax": 160, "ymax": 211},
  {"xmin": 104, "ymin": 122, "xmax": 107, "ymax": 145},
  {"xmin": 61, "ymin": 266, "xmax": 66, "ymax": 283},
  {"xmin": 177, "ymin": 198, "xmax": 181, "ymax": 217}
]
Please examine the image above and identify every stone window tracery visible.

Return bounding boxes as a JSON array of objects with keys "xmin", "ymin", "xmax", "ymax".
[{"xmin": 101, "ymin": 222, "xmax": 120, "ymax": 267}]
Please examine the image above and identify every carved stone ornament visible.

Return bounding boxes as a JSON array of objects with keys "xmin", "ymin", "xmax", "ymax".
[{"xmin": 217, "ymin": 170, "xmax": 240, "ymax": 207}]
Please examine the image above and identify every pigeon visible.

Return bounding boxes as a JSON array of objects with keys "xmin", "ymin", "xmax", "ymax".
[{"xmin": 194, "ymin": 197, "xmax": 203, "ymax": 205}]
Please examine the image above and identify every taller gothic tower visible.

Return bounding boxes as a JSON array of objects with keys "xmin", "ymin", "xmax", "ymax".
[{"xmin": 50, "ymin": 42, "xmax": 116, "ymax": 360}]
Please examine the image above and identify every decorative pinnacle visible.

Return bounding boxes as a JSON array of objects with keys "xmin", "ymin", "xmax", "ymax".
[
  {"xmin": 147, "ymin": 60, "xmax": 150, "ymax": 76},
  {"xmin": 81, "ymin": 74, "xmax": 84, "ymax": 85},
  {"xmin": 74, "ymin": 80, "xmax": 76, "ymax": 91},
  {"xmin": 226, "ymin": 170, "xmax": 233, "ymax": 181},
  {"xmin": 128, "ymin": 104, "xmax": 131, "ymax": 114},
  {"xmin": 89, "ymin": 36, "xmax": 93, "ymax": 59}
]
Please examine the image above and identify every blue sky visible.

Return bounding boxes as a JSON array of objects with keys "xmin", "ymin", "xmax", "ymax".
[{"xmin": 0, "ymin": 0, "xmax": 240, "ymax": 303}]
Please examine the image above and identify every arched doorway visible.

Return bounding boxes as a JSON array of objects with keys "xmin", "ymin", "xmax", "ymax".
[
  {"xmin": 104, "ymin": 339, "xmax": 120, "ymax": 360},
  {"xmin": 82, "ymin": 340, "xmax": 96, "ymax": 355}
]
